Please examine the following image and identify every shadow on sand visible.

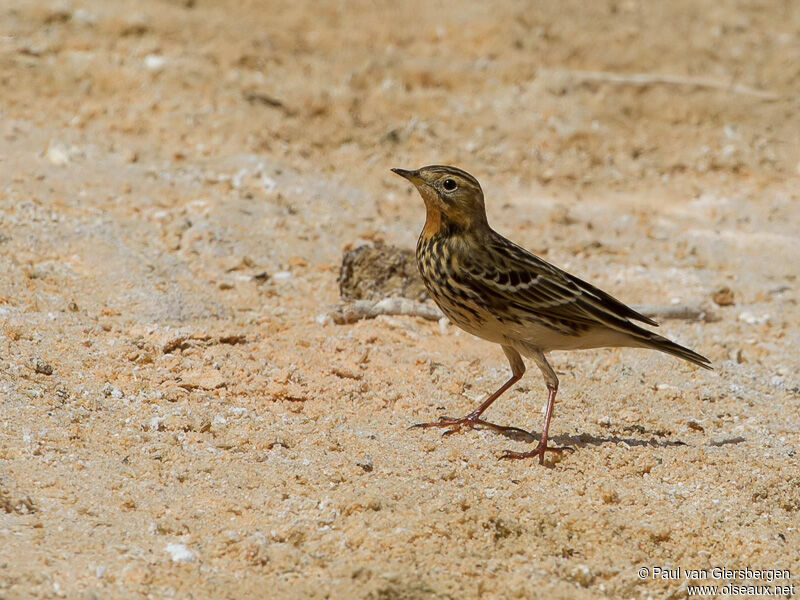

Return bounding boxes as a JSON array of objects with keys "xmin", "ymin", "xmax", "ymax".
[{"xmin": 413, "ymin": 419, "xmax": 747, "ymax": 453}]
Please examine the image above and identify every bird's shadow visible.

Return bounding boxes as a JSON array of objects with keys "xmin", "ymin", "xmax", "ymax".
[
  {"xmin": 467, "ymin": 421, "xmax": 690, "ymax": 449},
  {"xmin": 413, "ymin": 417, "xmax": 748, "ymax": 451},
  {"xmin": 551, "ymin": 432, "xmax": 687, "ymax": 449}
]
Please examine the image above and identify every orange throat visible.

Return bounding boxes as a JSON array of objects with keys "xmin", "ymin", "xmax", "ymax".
[
  {"xmin": 421, "ymin": 202, "xmax": 443, "ymax": 239},
  {"xmin": 415, "ymin": 183, "xmax": 442, "ymax": 239}
]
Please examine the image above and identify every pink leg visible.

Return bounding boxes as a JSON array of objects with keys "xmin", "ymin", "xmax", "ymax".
[
  {"xmin": 500, "ymin": 384, "xmax": 572, "ymax": 464},
  {"xmin": 412, "ymin": 372, "xmax": 529, "ymax": 436},
  {"xmin": 412, "ymin": 346, "xmax": 529, "ymax": 437},
  {"xmin": 500, "ymin": 351, "xmax": 573, "ymax": 465}
]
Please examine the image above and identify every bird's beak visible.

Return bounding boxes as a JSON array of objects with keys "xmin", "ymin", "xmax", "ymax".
[{"xmin": 391, "ymin": 168, "xmax": 424, "ymax": 186}]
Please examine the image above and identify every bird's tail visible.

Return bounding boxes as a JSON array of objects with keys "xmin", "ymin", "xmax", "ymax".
[{"xmin": 634, "ymin": 329, "xmax": 713, "ymax": 370}]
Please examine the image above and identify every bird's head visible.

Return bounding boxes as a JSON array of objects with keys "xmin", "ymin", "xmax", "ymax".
[{"xmin": 391, "ymin": 165, "xmax": 488, "ymax": 233}]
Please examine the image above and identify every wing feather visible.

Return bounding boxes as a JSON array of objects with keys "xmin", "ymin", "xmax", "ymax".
[{"xmin": 459, "ymin": 232, "xmax": 659, "ymax": 335}]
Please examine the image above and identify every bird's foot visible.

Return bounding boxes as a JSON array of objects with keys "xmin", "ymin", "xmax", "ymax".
[
  {"xmin": 500, "ymin": 442, "xmax": 574, "ymax": 465},
  {"xmin": 411, "ymin": 414, "xmax": 529, "ymax": 437}
]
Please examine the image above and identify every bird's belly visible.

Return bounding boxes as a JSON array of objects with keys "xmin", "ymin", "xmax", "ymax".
[{"xmin": 507, "ymin": 323, "xmax": 637, "ymax": 353}]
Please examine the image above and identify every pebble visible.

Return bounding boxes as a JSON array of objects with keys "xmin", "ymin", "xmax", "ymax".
[
  {"xmin": 45, "ymin": 141, "xmax": 70, "ymax": 166},
  {"xmin": 144, "ymin": 54, "xmax": 166, "ymax": 71},
  {"xmin": 738, "ymin": 311, "xmax": 769, "ymax": 325},
  {"xmin": 711, "ymin": 286, "xmax": 735, "ymax": 306},
  {"xmin": 103, "ymin": 383, "xmax": 123, "ymax": 398},
  {"xmin": 571, "ymin": 564, "xmax": 594, "ymax": 587},
  {"xmin": 33, "ymin": 358, "xmax": 53, "ymax": 376},
  {"xmin": 316, "ymin": 313, "xmax": 333, "ymax": 326},
  {"xmin": 355, "ymin": 454, "xmax": 373, "ymax": 472},
  {"xmin": 164, "ymin": 543, "xmax": 194, "ymax": 563},
  {"xmin": 438, "ymin": 317, "xmax": 449, "ymax": 334},
  {"xmin": 261, "ymin": 173, "xmax": 277, "ymax": 192}
]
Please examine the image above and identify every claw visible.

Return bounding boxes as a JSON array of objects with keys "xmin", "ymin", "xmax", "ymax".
[
  {"xmin": 500, "ymin": 443, "xmax": 573, "ymax": 465},
  {"xmin": 411, "ymin": 415, "xmax": 529, "ymax": 437}
]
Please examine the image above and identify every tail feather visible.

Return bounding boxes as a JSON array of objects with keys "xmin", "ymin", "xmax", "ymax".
[{"xmin": 637, "ymin": 330, "xmax": 712, "ymax": 370}]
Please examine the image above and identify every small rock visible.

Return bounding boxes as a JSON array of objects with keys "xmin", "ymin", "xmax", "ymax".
[
  {"xmin": 738, "ymin": 311, "xmax": 769, "ymax": 325},
  {"xmin": 221, "ymin": 255, "xmax": 255, "ymax": 272},
  {"xmin": 144, "ymin": 54, "xmax": 166, "ymax": 71},
  {"xmin": 42, "ymin": 2, "xmax": 72, "ymax": 24},
  {"xmin": 570, "ymin": 564, "xmax": 594, "ymax": 587},
  {"xmin": 103, "ymin": 383, "xmax": 123, "ymax": 398},
  {"xmin": 33, "ymin": 358, "xmax": 53, "ymax": 376},
  {"xmin": 649, "ymin": 525, "xmax": 672, "ymax": 543},
  {"xmin": 355, "ymin": 454, "xmax": 373, "ymax": 472},
  {"xmin": 164, "ymin": 543, "xmax": 194, "ymax": 563},
  {"xmin": 45, "ymin": 141, "xmax": 70, "ymax": 166},
  {"xmin": 549, "ymin": 204, "xmax": 577, "ymax": 225},
  {"xmin": 711, "ymin": 286, "xmax": 734, "ymax": 306},
  {"xmin": 600, "ymin": 486, "xmax": 619, "ymax": 504},
  {"xmin": 438, "ymin": 317, "xmax": 448, "ymax": 334},
  {"xmin": 260, "ymin": 173, "xmax": 277, "ymax": 192}
]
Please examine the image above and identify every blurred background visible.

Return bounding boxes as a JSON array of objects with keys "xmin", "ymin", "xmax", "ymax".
[
  {"xmin": 1, "ymin": 1, "xmax": 798, "ymax": 598},
  {"xmin": 6, "ymin": 0, "xmax": 799, "ymax": 190}
]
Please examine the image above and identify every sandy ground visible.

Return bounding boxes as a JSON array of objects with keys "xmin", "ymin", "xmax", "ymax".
[{"xmin": 1, "ymin": 1, "xmax": 799, "ymax": 598}]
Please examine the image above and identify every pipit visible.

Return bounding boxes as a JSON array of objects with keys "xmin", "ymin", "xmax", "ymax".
[{"xmin": 391, "ymin": 165, "xmax": 711, "ymax": 464}]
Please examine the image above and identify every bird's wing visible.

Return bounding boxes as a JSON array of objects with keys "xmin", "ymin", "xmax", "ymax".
[{"xmin": 459, "ymin": 232, "xmax": 658, "ymax": 335}]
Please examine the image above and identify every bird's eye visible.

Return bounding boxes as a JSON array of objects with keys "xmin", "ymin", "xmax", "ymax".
[{"xmin": 442, "ymin": 178, "xmax": 457, "ymax": 191}]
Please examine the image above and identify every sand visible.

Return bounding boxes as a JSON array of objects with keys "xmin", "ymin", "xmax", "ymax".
[{"xmin": 1, "ymin": 1, "xmax": 799, "ymax": 598}]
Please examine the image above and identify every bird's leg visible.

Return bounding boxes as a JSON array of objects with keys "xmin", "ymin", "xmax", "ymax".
[
  {"xmin": 501, "ymin": 351, "xmax": 573, "ymax": 464},
  {"xmin": 412, "ymin": 346, "xmax": 529, "ymax": 436}
]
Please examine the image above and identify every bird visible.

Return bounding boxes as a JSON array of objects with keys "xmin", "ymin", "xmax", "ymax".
[{"xmin": 391, "ymin": 165, "xmax": 711, "ymax": 464}]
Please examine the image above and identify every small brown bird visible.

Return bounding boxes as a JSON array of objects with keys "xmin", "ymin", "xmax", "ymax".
[{"xmin": 391, "ymin": 165, "xmax": 711, "ymax": 464}]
